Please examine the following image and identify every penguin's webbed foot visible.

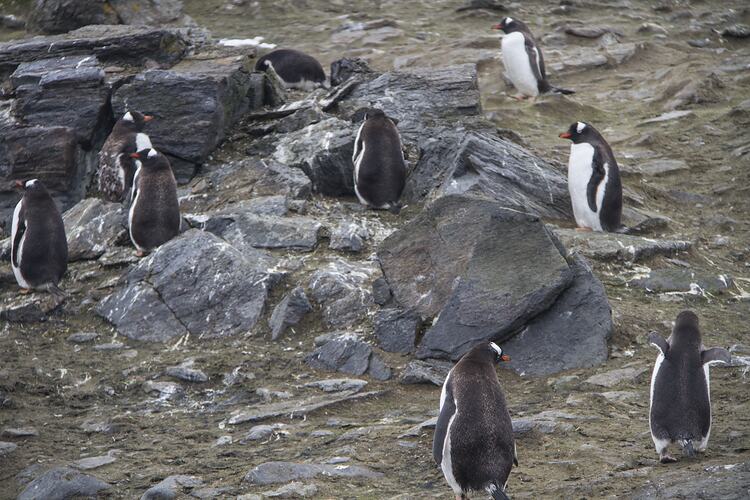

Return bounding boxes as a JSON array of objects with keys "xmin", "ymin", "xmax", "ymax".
[
  {"xmin": 575, "ymin": 226, "xmax": 593, "ymax": 232},
  {"xmin": 19, "ymin": 288, "xmax": 32, "ymax": 295},
  {"xmin": 135, "ymin": 250, "xmax": 147, "ymax": 258},
  {"xmin": 659, "ymin": 453, "xmax": 678, "ymax": 464},
  {"xmin": 512, "ymin": 94, "xmax": 530, "ymax": 101}
]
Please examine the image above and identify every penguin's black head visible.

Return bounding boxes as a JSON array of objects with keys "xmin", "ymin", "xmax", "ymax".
[
  {"xmin": 489, "ymin": 342, "xmax": 511, "ymax": 364},
  {"xmin": 121, "ymin": 110, "xmax": 153, "ymax": 131},
  {"xmin": 674, "ymin": 310, "xmax": 701, "ymax": 342},
  {"xmin": 493, "ymin": 17, "xmax": 525, "ymax": 34},
  {"xmin": 130, "ymin": 148, "xmax": 169, "ymax": 170},
  {"xmin": 16, "ymin": 179, "xmax": 50, "ymax": 198},
  {"xmin": 365, "ymin": 108, "xmax": 386, "ymax": 120},
  {"xmin": 559, "ymin": 121, "xmax": 601, "ymax": 144}
]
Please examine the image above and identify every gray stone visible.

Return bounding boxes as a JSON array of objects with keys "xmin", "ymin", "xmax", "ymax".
[
  {"xmin": 372, "ymin": 277, "xmax": 392, "ymax": 306},
  {"xmin": 329, "ymin": 220, "xmax": 369, "ymax": 252},
  {"xmin": 141, "ymin": 474, "xmax": 203, "ymax": 500},
  {"xmin": 27, "ymin": 0, "xmax": 119, "ymax": 34},
  {"xmin": 305, "ymin": 334, "xmax": 372, "ymax": 376},
  {"xmin": 308, "ymin": 259, "xmax": 376, "ymax": 329},
  {"xmin": 109, "ymin": 0, "xmax": 194, "ymax": 28},
  {"xmin": 367, "ymin": 353, "xmax": 392, "ymax": 381},
  {"xmin": 629, "ymin": 159, "xmax": 689, "ymax": 176},
  {"xmin": 97, "ymin": 230, "xmax": 271, "ymax": 341},
  {"xmin": 72, "ymin": 451, "xmax": 118, "ymax": 470},
  {"xmin": 80, "ymin": 420, "xmax": 116, "ymax": 434},
  {"xmin": 272, "ymin": 118, "xmax": 356, "ymax": 196},
  {"xmin": 2, "ymin": 427, "xmax": 37, "ymax": 437},
  {"xmin": 399, "ymin": 359, "xmax": 453, "ymax": 386},
  {"xmin": 500, "ymin": 254, "xmax": 613, "ymax": 377},
  {"xmin": 93, "ymin": 342, "xmax": 124, "ymax": 350},
  {"xmin": 262, "ymin": 481, "xmax": 318, "ymax": 498},
  {"xmin": 585, "ymin": 366, "xmax": 649, "ymax": 388},
  {"xmin": 244, "ymin": 461, "xmax": 382, "ymax": 485},
  {"xmin": 640, "ymin": 110, "xmax": 693, "ymax": 125},
  {"xmin": 553, "ymin": 228, "xmax": 691, "ymax": 262},
  {"xmin": 165, "ymin": 362, "xmax": 208, "ymax": 383},
  {"xmin": 204, "ymin": 159, "xmax": 311, "ymax": 202},
  {"xmin": 722, "ymin": 25, "xmax": 750, "ymax": 39},
  {"xmin": 629, "ymin": 269, "xmax": 733, "ymax": 294},
  {"xmin": 143, "ymin": 381, "xmax": 183, "ymax": 400},
  {"xmin": 0, "ymin": 292, "xmax": 65, "ymax": 323},
  {"xmin": 269, "ymin": 287, "xmax": 313, "ymax": 340},
  {"xmin": 330, "ymin": 57, "xmax": 375, "ymax": 87},
  {"xmin": 398, "ymin": 417, "xmax": 437, "ymax": 438},
  {"xmin": 373, "ymin": 309, "xmax": 419, "ymax": 353},
  {"xmin": 66, "ymin": 332, "xmax": 100, "ymax": 343},
  {"xmin": 379, "ymin": 196, "xmax": 573, "ymax": 361},
  {"xmin": 241, "ymin": 424, "xmax": 284, "ymax": 442},
  {"xmin": 304, "ymin": 378, "xmax": 367, "ymax": 393},
  {"xmin": 511, "ymin": 411, "xmax": 594, "ymax": 435},
  {"xmin": 199, "ymin": 212, "xmax": 322, "ymax": 252},
  {"xmin": 17, "ymin": 467, "xmax": 111, "ymax": 500},
  {"xmin": 0, "ymin": 441, "xmax": 17, "ymax": 456},
  {"xmin": 63, "ymin": 198, "xmax": 127, "ymax": 261},
  {"xmin": 633, "ymin": 460, "xmax": 750, "ymax": 499}
]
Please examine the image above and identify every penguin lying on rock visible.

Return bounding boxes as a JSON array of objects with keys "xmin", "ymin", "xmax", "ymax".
[
  {"xmin": 434, "ymin": 342, "xmax": 517, "ymax": 499},
  {"xmin": 255, "ymin": 48, "xmax": 327, "ymax": 90},
  {"xmin": 649, "ymin": 310, "xmax": 731, "ymax": 463},
  {"xmin": 98, "ymin": 110, "xmax": 153, "ymax": 203},
  {"xmin": 11, "ymin": 179, "xmax": 68, "ymax": 298},
  {"xmin": 493, "ymin": 17, "xmax": 574, "ymax": 99}
]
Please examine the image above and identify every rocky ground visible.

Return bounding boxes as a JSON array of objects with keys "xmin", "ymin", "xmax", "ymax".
[{"xmin": 1, "ymin": 0, "xmax": 750, "ymax": 498}]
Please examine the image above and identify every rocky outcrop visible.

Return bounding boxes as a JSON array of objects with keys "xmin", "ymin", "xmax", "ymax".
[
  {"xmin": 63, "ymin": 197, "xmax": 127, "ymax": 261},
  {"xmin": 97, "ymin": 230, "xmax": 273, "ymax": 341},
  {"xmin": 308, "ymin": 259, "xmax": 377, "ymax": 329},
  {"xmin": 269, "ymin": 286, "xmax": 313, "ymax": 340},
  {"xmin": 305, "ymin": 333, "xmax": 391, "ymax": 381}
]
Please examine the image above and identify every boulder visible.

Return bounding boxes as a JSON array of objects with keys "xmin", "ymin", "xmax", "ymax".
[
  {"xmin": 0, "ymin": 292, "xmax": 65, "ymax": 323},
  {"xmin": 141, "ymin": 474, "xmax": 204, "ymax": 500},
  {"xmin": 199, "ymin": 212, "xmax": 323, "ymax": 252},
  {"xmin": 63, "ymin": 198, "xmax": 127, "ymax": 261},
  {"xmin": 10, "ymin": 55, "xmax": 110, "ymax": 146},
  {"xmin": 244, "ymin": 461, "xmax": 382, "ymax": 485},
  {"xmin": 308, "ymin": 259, "xmax": 377, "ymax": 329},
  {"xmin": 109, "ymin": 0, "xmax": 194, "ymax": 28},
  {"xmin": 17, "ymin": 467, "xmax": 111, "ymax": 500},
  {"xmin": 629, "ymin": 268, "xmax": 734, "ymax": 294},
  {"xmin": 378, "ymin": 195, "xmax": 574, "ymax": 361},
  {"xmin": 112, "ymin": 52, "xmax": 259, "ymax": 181},
  {"xmin": 269, "ymin": 286, "xmax": 313, "ymax": 340},
  {"xmin": 97, "ymin": 229, "xmax": 272, "ymax": 341},
  {"xmin": 373, "ymin": 308, "xmax": 419, "ymax": 353},
  {"xmin": 305, "ymin": 333, "xmax": 391, "ymax": 380},
  {"xmin": 399, "ymin": 359, "xmax": 453, "ymax": 386},
  {"xmin": 27, "ymin": 0, "xmax": 119, "ymax": 34},
  {"xmin": 329, "ymin": 57, "xmax": 375, "ymax": 86},
  {"xmin": 329, "ymin": 219, "xmax": 369, "ymax": 252}
]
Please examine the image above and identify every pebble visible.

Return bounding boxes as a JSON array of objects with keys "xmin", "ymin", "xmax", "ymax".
[
  {"xmin": 585, "ymin": 367, "xmax": 649, "ymax": 387},
  {"xmin": 0, "ymin": 441, "xmax": 17, "ymax": 456},
  {"xmin": 2, "ymin": 427, "xmax": 38, "ymax": 437},
  {"xmin": 66, "ymin": 332, "xmax": 100, "ymax": 343}
]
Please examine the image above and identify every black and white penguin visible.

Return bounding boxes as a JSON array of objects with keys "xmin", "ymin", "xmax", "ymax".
[
  {"xmin": 648, "ymin": 310, "xmax": 731, "ymax": 463},
  {"xmin": 492, "ymin": 17, "xmax": 574, "ymax": 98},
  {"xmin": 433, "ymin": 342, "xmax": 517, "ymax": 500},
  {"xmin": 128, "ymin": 148, "xmax": 180, "ymax": 257},
  {"xmin": 255, "ymin": 49, "xmax": 327, "ymax": 90},
  {"xmin": 11, "ymin": 179, "xmax": 68, "ymax": 298},
  {"xmin": 352, "ymin": 108, "xmax": 406, "ymax": 214},
  {"xmin": 559, "ymin": 121, "xmax": 623, "ymax": 232},
  {"xmin": 98, "ymin": 110, "xmax": 153, "ymax": 203}
]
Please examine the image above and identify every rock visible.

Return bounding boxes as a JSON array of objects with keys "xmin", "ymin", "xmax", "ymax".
[
  {"xmin": 722, "ymin": 25, "xmax": 750, "ymax": 39},
  {"xmin": 141, "ymin": 474, "xmax": 203, "ymax": 500},
  {"xmin": 399, "ymin": 359, "xmax": 453, "ymax": 386},
  {"xmin": 553, "ymin": 228, "xmax": 692, "ymax": 262},
  {"xmin": 80, "ymin": 420, "xmax": 117, "ymax": 434},
  {"xmin": 455, "ymin": 0, "xmax": 506, "ymax": 12},
  {"xmin": 630, "ymin": 269, "xmax": 733, "ymax": 294},
  {"xmin": 63, "ymin": 198, "xmax": 127, "ymax": 261},
  {"xmin": 214, "ymin": 435, "xmax": 232, "ymax": 446},
  {"xmin": 0, "ymin": 441, "xmax": 17, "ymax": 456},
  {"xmin": 165, "ymin": 361, "xmax": 208, "ymax": 383},
  {"xmin": 379, "ymin": 196, "xmax": 573, "ymax": 361},
  {"xmin": 93, "ymin": 342, "xmax": 124, "ymax": 350},
  {"xmin": 627, "ymin": 159, "xmax": 689, "ymax": 176},
  {"xmin": 0, "ymin": 25, "xmax": 188, "ymax": 76},
  {"xmin": 329, "ymin": 220, "xmax": 369, "ymax": 252},
  {"xmin": 398, "ymin": 417, "xmax": 438, "ymax": 438},
  {"xmin": 1, "ymin": 15, "xmax": 25, "ymax": 29},
  {"xmin": 269, "ymin": 287, "xmax": 313, "ymax": 340},
  {"xmin": 305, "ymin": 333, "xmax": 390, "ymax": 380},
  {"xmin": 244, "ymin": 461, "xmax": 382, "ymax": 485},
  {"xmin": 585, "ymin": 366, "xmax": 649, "ymax": 387},
  {"xmin": 67, "ymin": 331, "xmax": 100, "ymax": 344},
  {"xmin": 227, "ymin": 390, "xmax": 385, "ymax": 424},
  {"xmin": 112, "ymin": 51, "xmax": 259, "ymax": 180},
  {"xmin": 200, "ymin": 212, "xmax": 323, "ymax": 252},
  {"xmin": 500, "ymin": 254, "xmax": 613, "ymax": 377},
  {"xmin": 372, "ymin": 277, "xmax": 392, "ymax": 306},
  {"xmin": 17, "ymin": 467, "xmax": 111, "ymax": 500},
  {"xmin": 10, "ymin": 55, "xmax": 109, "ymax": 146},
  {"xmin": 27, "ymin": 0, "xmax": 119, "ymax": 34},
  {"xmin": 633, "ymin": 461, "xmax": 750, "ymax": 499},
  {"xmin": 0, "ymin": 292, "xmax": 65, "ymax": 323},
  {"xmin": 241, "ymin": 424, "xmax": 284, "ymax": 442},
  {"xmin": 2, "ymin": 427, "xmax": 38, "ymax": 437},
  {"xmin": 109, "ymin": 0, "xmax": 194, "ymax": 28},
  {"xmin": 512, "ymin": 411, "xmax": 593, "ymax": 435},
  {"xmin": 367, "ymin": 354, "xmax": 392, "ymax": 381},
  {"xmin": 272, "ymin": 118, "xmax": 356, "ymax": 196},
  {"xmin": 373, "ymin": 309, "xmax": 419, "ymax": 353},
  {"xmin": 304, "ymin": 378, "xmax": 367, "ymax": 393},
  {"xmin": 308, "ymin": 259, "xmax": 376, "ymax": 329},
  {"xmin": 143, "ymin": 381, "xmax": 183, "ymax": 400},
  {"xmin": 330, "ymin": 57, "xmax": 375, "ymax": 87},
  {"xmin": 204, "ymin": 159, "xmax": 312, "ymax": 203},
  {"xmin": 565, "ymin": 25, "xmax": 621, "ymax": 38},
  {"xmin": 640, "ymin": 110, "xmax": 693, "ymax": 125},
  {"xmin": 72, "ymin": 450, "xmax": 118, "ymax": 470},
  {"xmin": 262, "ymin": 481, "xmax": 318, "ymax": 498}
]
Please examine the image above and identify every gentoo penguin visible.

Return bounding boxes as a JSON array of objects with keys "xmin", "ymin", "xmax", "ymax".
[
  {"xmin": 352, "ymin": 108, "xmax": 406, "ymax": 214},
  {"xmin": 433, "ymin": 342, "xmax": 517, "ymax": 500},
  {"xmin": 492, "ymin": 17, "xmax": 574, "ymax": 99},
  {"xmin": 128, "ymin": 148, "xmax": 180, "ymax": 257},
  {"xmin": 649, "ymin": 310, "xmax": 731, "ymax": 463},
  {"xmin": 98, "ymin": 110, "xmax": 153, "ymax": 203},
  {"xmin": 559, "ymin": 121, "xmax": 623, "ymax": 232},
  {"xmin": 11, "ymin": 179, "xmax": 68, "ymax": 298},
  {"xmin": 254, "ymin": 49, "xmax": 327, "ymax": 90}
]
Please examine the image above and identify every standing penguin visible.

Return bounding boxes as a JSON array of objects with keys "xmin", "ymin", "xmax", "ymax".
[
  {"xmin": 128, "ymin": 148, "xmax": 180, "ymax": 257},
  {"xmin": 11, "ymin": 179, "xmax": 68, "ymax": 298},
  {"xmin": 352, "ymin": 109, "xmax": 406, "ymax": 214},
  {"xmin": 492, "ymin": 17, "xmax": 574, "ymax": 99},
  {"xmin": 255, "ymin": 49, "xmax": 327, "ymax": 90},
  {"xmin": 433, "ymin": 342, "xmax": 517, "ymax": 500},
  {"xmin": 98, "ymin": 110, "xmax": 153, "ymax": 203},
  {"xmin": 559, "ymin": 121, "xmax": 623, "ymax": 232},
  {"xmin": 649, "ymin": 310, "xmax": 731, "ymax": 463}
]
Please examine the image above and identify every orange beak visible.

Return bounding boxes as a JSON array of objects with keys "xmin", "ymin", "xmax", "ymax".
[
  {"xmin": 130, "ymin": 152, "xmax": 141, "ymax": 159},
  {"xmin": 14, "ymin": 179, "xmax": 24, "ymax": 189},
  {"xmin": 559, "ymin": 132, "xmax": 572, "ymax": 139},
  {"xmin": 501, "ymin": 354, "xmax": 510, "ymax": 362},
  {"xmin": 492, "ymin": 23, "xmax": 504, "ymax": 30},
  {"xmin": 143, "ymin": 115, "xmax": 154, "ymax": 122}
]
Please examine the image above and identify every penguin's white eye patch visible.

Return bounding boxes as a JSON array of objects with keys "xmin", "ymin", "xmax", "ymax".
[
  {"xmin": 135, "ymin": 133, "xmax": 152, "ymax": 151},
  {"xmin": 506, "ymin": 17, "xmax": 513, "ymax": 24},
  {"xmin": 123, "ymin": 111, "xmax": 134, "ymax": 122},
  {"xmin": 576, "ymin": 122, "xmax": 586, "ymax": 133},
  {"xmin": 26, "ymin": 179, "xmax": 38, "ymax": 187},
  {"xmin": 489, "ymin": 342, "xmax": 503, "ymax": 356},
  {"xmin": 147, "ymin": 148, "xmax": 158, "ymax": 158}
]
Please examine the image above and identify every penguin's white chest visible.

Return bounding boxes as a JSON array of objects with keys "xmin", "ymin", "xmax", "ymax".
[
  {"xmin": 11, "ymin": 199, "xmax": 30, "ymax": 289},
  {"xmin": 501, "ymin": 32, "xmax": 539, "ymax": 97},
  {"xmin": 567, "ymin": 143, "xmax": 603, "ymax": 231}
]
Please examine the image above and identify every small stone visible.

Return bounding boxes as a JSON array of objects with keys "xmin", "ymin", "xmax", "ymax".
[
  {"xmin": 0, "ymin": 441, "xmax": 17, "ymax": 456},
  {"xmin": 241, "ymin": 424, "xmax": 284, "ymax": 443},
  {"xmin": 244, "ymin": 461, "xmax": 382, "ymax": 485},
  {"xmin": 585, "ymin": 367, "xmax": 649, "ymax": 388},
  {"xmin": 399, "ymin": 359, "xmax": 453, "ymax": 386},
  {"xmin": 93, "ymin": 342, "xmax": 124, "ymax": 351},
  {"xmin": 262, "ymin": 481, "xmax": 318, "ymax": 498},
  {"xmin": 143, "ymin": 381, "xmax": 183, "ymax": 400},
  {"xmin": 398, "ymin": 417, "xmax": 437, "ymax": 438},
  {"xmin": 72, "ymin": 451, "xmax": 118, "ymax": 470},
  {"xmin": 140, "ymin": 475, "xmax": 203, "ymax": 500},
  {"xmin": 372, "ymin": 277, "xmax": 392, "ymax": 306},
  {"xmin": 80, "ymin": 421, "xmax": 116, "ymax": 434},
  {"xmin": 310, "ymin": 430, "xmax": 334, "ymax": 438},
  {"xmin": 165, "ymin": 362, "xmax": 208, "ymax": 383},
  {"xmin": 2, "ymin": 427, "xmax": 38, "ymax": 437},
  {"xmin": 304, "ymin": 379, "xmax": 368, "ymax": 393},
  {"xmin": 269, "ymin": 287, "xmax": 313, "ymax": 340},
  {"xmin": 214, "ymin": 435, "xmax": 232, "ymax": 446},
  {"xmin": 66, "ymin": 332, "xmax": 100, "ymax": 343},
  {"xmin": 329, "ymin": 220, "xmax": 369, "ymax": 252}
]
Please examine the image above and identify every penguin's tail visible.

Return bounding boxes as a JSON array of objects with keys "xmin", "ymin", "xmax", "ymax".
[
  {"xmin": 551, "ymin": 86, "xmax": 575, "ymax": 95},
  {"xmin": 681, "ymin": 439, "xmax": 696, "ymax": 458},
  {"xmin": 44, "ymin": 283, "xmax": 67, "ymax": 301},
  {"xmin": 488, "ymin": 484, "xmax": 511, "ymax": 500}
]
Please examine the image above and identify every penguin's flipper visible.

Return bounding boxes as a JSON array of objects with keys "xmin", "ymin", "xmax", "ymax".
[
  {"xmin": 129, "ymin": 165, "xmax": 141, "ymax": 207},
  {"xmin": 432, "ymin": 381, "xmax": 456, "ymax": 466},
  {"xmin": 524, "ymin": 36, "xmax": 546, "ymax": 81},
  {"xmin": 489, "ymin": 485, "xmax": 511, "ymax": 500},
  {"xmin": 513, "ymin": 441, "xmax": 518, "ymax": 467},
  {"xmin": 648, "ymin": 331, "xmax": 669, "ymax": 356},
  {"xmin": 11, "ymin": 204, "xmax": 26, "ymax": 268},
  {"xmin": 701, "ymin": 347, "xmax": 731, "ymax": 366},
  {"xmin": 586, "ymin": 150, "xmax": 607, "ymax": 213},
  {"xmin": 551, "ymin": 86, "xmax": 576, "ymax": 95}
]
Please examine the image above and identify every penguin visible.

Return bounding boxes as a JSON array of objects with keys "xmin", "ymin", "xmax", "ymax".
[
  {"xmin": 254, "ymin": 49, "xmax": 327, "ymax": 90},
  {"xmin": 492, "ymin": 17, "xmax": 574, "ymax": 99},
  {"xmin": 433, "ymin": 342, "xmax": 517, "ymax": 500},
  {"xmin": 352, "ymin": 108, "xmax": 406, "ymax": 214},
  {"xmin": 98, "ymin": 110, "xmax": 154, "ymax": 203},
  {"xmin": 11, "ymin": 179, "xmax": 68, "ymax": 298},
  {"xmin": 648, "ymin": 310, "xmax": 731, "ymax": 463},
  {"xmin": 128, "ymin": 147, "xmax": 181, "ymax": 257},
  {"xmin": 559, "ymin": 121, "xmax": 623, "ymax": 232}
]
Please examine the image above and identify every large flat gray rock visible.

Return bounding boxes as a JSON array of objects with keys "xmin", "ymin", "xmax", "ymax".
[
  {"xmin": 17, "ymin": 467, "xmax": 111, "ymax": 500},
  {"xmin": 553, "ymin": 227, "xmax": 692, "ymax": 262},
  {"xmin": 63, "ymin": 198, "xmax": 127, "ymax": 261},
  {"xmin": 244, "ymin": 461, "xmax": 382, "ymax": 485}
]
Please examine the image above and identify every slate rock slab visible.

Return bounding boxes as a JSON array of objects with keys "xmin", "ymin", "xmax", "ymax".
[
  {"xmin": 399, "ymin": 359, "xmax": 453, "ymax": 386},
  {"xmin": 629, "ymin": 268, "xmax": 733, "ymax": 294},
  {"xmin": 379, "ymin": 195, "xmax": 573, "ymax": 361},
  {"xmin": 633, "ymin": 460, "xmax": 750, "ymax": 499},
  {"xmin": 553, "ymin": 227, "xmax": 691, "ymax": 262},
  {"xmin": 97, "ymin": 229, "xmax": 271, "ymax": 341},
  {"xmin": 27, "ymin": 0, "xmax": 119, "ymax": 34},
  {"xmin": 0, "ymin": 292, "xmax": 65, "ymax": 323},
  {"xmin": 308, "ymin": 259, "xmax": 377, "ymax": 329},
  {"xmin": 63, "ymin": 198, "xmax": 127, "ymax": 261},
  {"xmin": 305, "ymin": 333, "xmax": 391, "ymax": 380},
  {"xmin": 244, "ymin": 461, "xmax": 382, "ymax": 485},
  {"xmin": 373, "ymin": 308, "xmax": 419, "ymax": 353},
  {"xmin": 17, "ymin": 467, "xmax": 111, "ymax": 500},
  {"xmin": 141, "ymin": 474, "xmax": 204, "ymax": 500},
  {"xmin": 201, "ymin": 212, "xmax": 322, "ymax": 252},
  {"xmin": 269, "ymin": 286, "xmax": 313, "ymax": 340}
]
